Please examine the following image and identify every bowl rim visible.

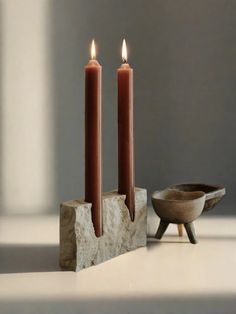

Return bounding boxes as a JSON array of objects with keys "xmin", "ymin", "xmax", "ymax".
[
  {"xmin": 168, "ymin": 182, "xmax": 226, "ymax": 200},
  {"xmin": 152, "ymin": 189, "xmax": 206, "ymax": 203}
]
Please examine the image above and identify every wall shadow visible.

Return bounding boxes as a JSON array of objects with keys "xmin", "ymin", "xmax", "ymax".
[
  {"xmin": 49, "ymin": 0, "xmax": 236, "ymax": 216},
  {"xmin": 49, "ymin": 0, "xmax": 88, "ymax": 206}
]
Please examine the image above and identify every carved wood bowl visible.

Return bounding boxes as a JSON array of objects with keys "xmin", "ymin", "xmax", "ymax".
[
  {"xmin": 151, "ymin": 189, "xmax": 206, "ymax": 244},
  {"xmin": 169, "ymin": 183, "xmax": 226, "ymax": 212},
  {"xmin": 152, "ymin": 189, "xmax": 206, "ymax": 224}
]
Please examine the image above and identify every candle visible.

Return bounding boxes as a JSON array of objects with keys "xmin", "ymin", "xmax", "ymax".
[
  {"xmin": 117, "ymin": 39, "xmax": 135, "ymax": 221},
  {"xmin": 85, "ymin": 39, "xmax": 102, "ymax": 237}
]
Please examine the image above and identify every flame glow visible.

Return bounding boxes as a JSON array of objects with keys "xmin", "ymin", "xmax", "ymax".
[
  {"xmin": 122, "ymin": 39, "xmax": 127, "ymax": 63},
  {"xmin": 91, "ymin": 39, "xmax": 96, "ymax": 59}
]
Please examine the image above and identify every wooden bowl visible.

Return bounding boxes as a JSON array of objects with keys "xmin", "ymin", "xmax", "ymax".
[
  {"xmin": 152, "ymin": 189, "xmax": 206, "ymax": 224},
  {"xmin": 152, "ymin": 189, "xmax": 206, "ymax": 244},
  {"xmin": 169, "ymin": 183, "xmax": 226, "ymax": 211}
]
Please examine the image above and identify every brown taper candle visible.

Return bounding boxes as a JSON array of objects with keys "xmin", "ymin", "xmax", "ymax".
[
  {"xmin": 85, "ymin": 40, "xmax": 102, "ymax": 237},
  {"xmin": 118, "ymin": 39, "xmax": 135, "ymax": 221}
]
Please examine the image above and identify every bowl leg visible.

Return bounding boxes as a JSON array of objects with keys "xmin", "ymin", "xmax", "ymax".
[
  {"xmin": 155, "ymin": 220, "xmax": 169, "ymax": 239},
  {"xmin": 177, "ymin": 224, "xmax": 184, "ymax": 237},
  {"xmin": 184, "ymin": 222, "xmax": 198, "ymax": 244}
]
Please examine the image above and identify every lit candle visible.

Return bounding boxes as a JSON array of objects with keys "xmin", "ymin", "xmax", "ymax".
[
  {"xmin": 117, "ymin": 39, "xmax": 135, "ymax": 221},
  {"xmin": 85, "ymin": 39, "xmax": 102, "ymax": 237}
]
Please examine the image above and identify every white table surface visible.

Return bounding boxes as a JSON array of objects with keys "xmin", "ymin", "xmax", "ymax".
[{"xmin": 0, "ymin": 211, "xmax": 236, "ymax": 314}]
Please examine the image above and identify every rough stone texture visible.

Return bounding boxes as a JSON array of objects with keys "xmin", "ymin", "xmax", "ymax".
[{"xmin": 60, "ymin": 188, "xmax": 147, "ymax": 271}]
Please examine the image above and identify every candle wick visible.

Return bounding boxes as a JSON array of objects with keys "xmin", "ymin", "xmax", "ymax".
[{"xmin": 122, "ymin": 58, "xmax": 127, "ymax": 64}]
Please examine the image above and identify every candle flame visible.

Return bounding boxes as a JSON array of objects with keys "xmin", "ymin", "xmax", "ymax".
[
  {"xmin": 91, "ymin": 39, "xmax": 96, "ymax": 59},
  {"xmin": 122, "ymin": 39, "xmax": 127, "ymax": 63}
]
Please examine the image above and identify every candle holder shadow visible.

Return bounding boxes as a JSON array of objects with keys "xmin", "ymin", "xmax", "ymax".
[
  {"xmin": 151, "ymin": 189, "xmax": 206, "ymax": 244},
  {"xmin": 60, "ymin": 188, "xmax": 147, "ymax": 271}
]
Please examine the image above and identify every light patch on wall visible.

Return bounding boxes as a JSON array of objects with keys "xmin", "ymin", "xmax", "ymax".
[{"xmin": 1, "ymin": 0, "xmax": 55, "ymax": 214}]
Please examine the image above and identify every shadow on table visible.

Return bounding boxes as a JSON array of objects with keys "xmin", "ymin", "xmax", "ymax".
[
  {"xmin": 147, "ymin": 236, "xmax": 190, "ymax": 248},
  {"xmin": 0, "ymin": 295, "xmax": 236, "ymax": 314},
  {"xmin": 0, "ymin": 244, "xmax": 60, "ymax": 274},
  {"xmin": 147, "ymin": 234, "xmax": 236, "ymax": 249}
]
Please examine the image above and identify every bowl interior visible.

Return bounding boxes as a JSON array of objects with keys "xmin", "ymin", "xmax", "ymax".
[
  {"xmin": 169, "ymin": 183, "xmax": 223, "ymax": 194},
  {"xmin": 152, "ymin": 189, "xmax": 205, "ymax": 202}
]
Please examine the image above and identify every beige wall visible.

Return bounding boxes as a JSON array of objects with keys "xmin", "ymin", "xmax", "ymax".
[{"xmin": 1, "ymin": 0, "xmax": 55, "ymax": 213}]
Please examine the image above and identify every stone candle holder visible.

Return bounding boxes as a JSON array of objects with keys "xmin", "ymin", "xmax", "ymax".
[{"xmin": 60, "ymin": 187, "xmax": 147, "ymax": 271}]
